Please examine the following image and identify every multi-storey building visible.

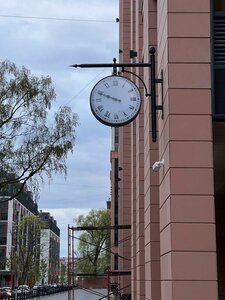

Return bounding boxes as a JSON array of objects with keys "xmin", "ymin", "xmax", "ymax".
[
  {"xmin": 110, "ymin": 1, "xmax": 225, "ymax": 299},
  {"xmin": 0, "ymin": 185, "xmax": 60, "ymax": 287},
  {"xmin": 39, "ymin": 211, "xmax": 60, "ymax": 285},
  {"xmin": 0, "ymin": 190, "xmax": 38, "ymax": 286}
]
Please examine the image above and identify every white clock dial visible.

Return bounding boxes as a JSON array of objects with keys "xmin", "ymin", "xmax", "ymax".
[{"xmin": 90, "ymin": 75, "xmax": 141, "ymax": 127}]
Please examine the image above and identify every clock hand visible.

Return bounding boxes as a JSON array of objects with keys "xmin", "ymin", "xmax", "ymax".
[
  {"xmin": 110, "ymin": 96, "xmax": 122, "ymax": 102},
  {"xmin": 97, "ymin": 91, "xmax": 122, "ymax": 102}
]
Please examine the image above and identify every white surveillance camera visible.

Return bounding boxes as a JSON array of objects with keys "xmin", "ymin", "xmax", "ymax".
[{"xmin": 152, "ymin": 159, "xmax": 164, "ymax": 171}]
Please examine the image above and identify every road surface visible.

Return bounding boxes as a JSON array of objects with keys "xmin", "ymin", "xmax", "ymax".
[{"xmin": 39, "ymin": 289, "xmax": 108, "ymax": 300}]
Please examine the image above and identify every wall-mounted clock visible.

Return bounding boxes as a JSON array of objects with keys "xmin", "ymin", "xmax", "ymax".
[{"xmin": 90, "ymin": 75, "xmax": 141, "ymax": 127}]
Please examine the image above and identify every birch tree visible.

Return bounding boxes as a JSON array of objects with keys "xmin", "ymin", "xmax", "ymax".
[
  {"xmin": 0, "ymin": 60, "xmax": 78, "ymax": 201},
  {"xmin": 9, "ymin": 215, "xmax": 46, "ymax": 286}
]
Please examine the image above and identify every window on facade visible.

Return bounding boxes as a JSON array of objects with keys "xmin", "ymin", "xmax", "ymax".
[
  {"xmin": 214, "ymin": 0, "xmax": 225, "ymax": 11},
  {"xmin": 213, "ymin": 0, "xmax": 225, "ymax": 117},
  {"xmin": 215, "ymin": 69, "xmax": 225, "ymax": 113},
  {"xmin": 0, "ymin": 224, "xmax": 7, "ymax": 245},
  {"xmin": 0, "ymin": 247, "xmax": 6, "ymax": 270},
  {"xmin": 0, "ymin": 202, "xmax": 8, "ymax": 221},
  {"xmin": 114, "ymin": 253, "xmax": 118, "ymax": 270},
  {"xmin": 13, "ymin": 211, "xmax": 19, "ymax": 223}
]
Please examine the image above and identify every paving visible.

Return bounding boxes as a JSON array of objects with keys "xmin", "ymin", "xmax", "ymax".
[{"xmin": 38, "ymin": 289, "xmax": 108, "ymax": 300}]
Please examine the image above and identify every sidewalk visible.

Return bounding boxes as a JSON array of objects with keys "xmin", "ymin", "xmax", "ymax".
[{"xmin": 38, "ymin": 289, "xmax": 108, "ymax": 300}]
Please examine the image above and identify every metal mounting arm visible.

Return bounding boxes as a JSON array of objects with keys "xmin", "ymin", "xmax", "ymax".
[
  {"xmin": 70, "ymin": 47, "xmax": 163, "ymax": 142},
  {"xmin": 150, "ymin": 47, "xmax": 164, "ymax": 142}
]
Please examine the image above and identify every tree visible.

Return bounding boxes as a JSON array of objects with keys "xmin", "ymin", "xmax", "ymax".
[
  {"xmin": 9, "ymin": 215, "xmax": 47, "ymax": 286},
  {"xmin": 60, "ymin": 262, "xmax": 67, "ymax": 284},
  {"xmin": 0, "ymin": 60, "xmax": 78, "ymax": 201},
  {"xmin": 75, "ymin": 209, "xmax": 111, "ymax": 274},
  {"xmin": 39, "ymin": 258, "xmax": 48, "ymax": 285}
]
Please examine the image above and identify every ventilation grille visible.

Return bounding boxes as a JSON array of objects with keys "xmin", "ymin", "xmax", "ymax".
[{"xmin": 214, "ymin": 14, "xmax": 225, "ymax": 65}]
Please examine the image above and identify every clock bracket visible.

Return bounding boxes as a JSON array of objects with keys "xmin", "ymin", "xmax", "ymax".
[{"xmin": 70, "ymin": 47, "xmax": 163, "ymax": 142}]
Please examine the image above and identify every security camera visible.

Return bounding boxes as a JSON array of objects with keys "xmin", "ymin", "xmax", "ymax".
[{"xmin": 152, "ymin": 159, "xmax": 164, "ymax": 171}]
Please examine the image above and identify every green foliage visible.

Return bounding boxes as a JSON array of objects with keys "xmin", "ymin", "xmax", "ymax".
[
  {"xmin": 8, "ymin": 215, "xmax": 47, "ymax": 286},
  {"xmin": 75, "ymin": 209, "xmax": 111, "ymax": 274},
  {"xmin": 0, "ymin": 60, "xmax": 78, "ymax": 201},
  {"xmin": 39, "ymin": 259, "xmax": 48, "ymax": 285},
  {"xmin": 60, "ymin": 262, "xmax": 67, "ymax": 284}
]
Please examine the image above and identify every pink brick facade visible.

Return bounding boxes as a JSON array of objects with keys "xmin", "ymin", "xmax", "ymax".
[
  {"xmin": 158, "ymin": 1, "xmax": 217, "ymax": 300},
  {"xmin": 110, "ymin": 0, "xmax": 222, "ymax": 299}
]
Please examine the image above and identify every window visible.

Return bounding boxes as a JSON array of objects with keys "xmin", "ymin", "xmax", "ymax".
[
  {"xmin": 0, "ymin": 202, "xmax": 8, "ymax": 221},
  {"xmin": 214, "ymin": 0, "xmax": 225, "ymax": 11},
  {"xmin": 0, "ymin": 247, "xmax": 6, "ymax": 270},
  {"xmin": 0, "ymin": 224, "xmax": 7, "ymax": 245},
  {"xmin": 114, "ymin": 253, "xmax": 118, "ymax": 270},
  {"xmin": 213, "ymin": 0, "xmax": 225, "ymax": 117}
]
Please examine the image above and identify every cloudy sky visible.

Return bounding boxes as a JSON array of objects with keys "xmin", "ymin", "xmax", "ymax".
[{"xmin": 0, "ymin": 0, "xmax": 119, "ymax": 256}]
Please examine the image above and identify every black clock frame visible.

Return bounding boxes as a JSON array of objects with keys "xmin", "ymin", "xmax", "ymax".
[{"xmin": 90, "ymin": 75, "xmax": 142, "ymax": 127}]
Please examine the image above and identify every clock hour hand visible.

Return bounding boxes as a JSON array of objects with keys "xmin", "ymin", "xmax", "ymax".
[{"xmin": 97, "ymin": 91, "xmax": 122, "ymax": 102}]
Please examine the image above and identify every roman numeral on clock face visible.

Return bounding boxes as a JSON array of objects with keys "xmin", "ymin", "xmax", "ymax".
[
  {"xmin": 104, "ymin": 111, "xmax": 110, "ymax": 118},
  {"xmin": 97, "ymin": 105, "xmax": 104, "ymax": 112}
]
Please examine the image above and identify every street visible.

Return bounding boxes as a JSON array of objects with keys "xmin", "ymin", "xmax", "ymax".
[{"xmin": 39, "ymin": 289, "xmax": 108, "ymax": 300}]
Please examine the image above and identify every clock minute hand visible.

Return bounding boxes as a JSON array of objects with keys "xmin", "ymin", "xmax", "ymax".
[
  {"xmin": 111, "ymin": 96, "xmax": 122, "ymax": 102},
  {"xmin": 97, "ymin": 91, "xmax": 122, "ymax": 102},
  {"xmin": 103, "ymin": 93, "xmax": 122, "ymax": 102}
]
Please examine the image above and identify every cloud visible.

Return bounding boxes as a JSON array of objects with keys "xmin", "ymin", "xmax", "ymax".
[
  {"xmin": 43, "ymin": 207, "xmax": 91, "ymax": 257},
  {"xmin": 0, "ymin": 0, "xmax": 118, "ymax": 256}
]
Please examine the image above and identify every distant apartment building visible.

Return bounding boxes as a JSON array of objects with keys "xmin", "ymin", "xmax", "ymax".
[
  {"xmin": 110, "ymin": 1, "xmax": 225, "ymax": 300},
  {"xmin": 0, "ymin": 189, "xmax": 38, "ymax": 287},
  {"xmin": 0, "ymin": 183, "xmax": 60, "ymax": 287},
  {"xmin": 39, "ymin": 212, "xmax": 60, "ymax": 285}
]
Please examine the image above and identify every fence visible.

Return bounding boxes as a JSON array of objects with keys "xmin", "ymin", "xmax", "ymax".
[{"xmin": 0, "ymin": 285, "xmax": 69, "ymax": 300}]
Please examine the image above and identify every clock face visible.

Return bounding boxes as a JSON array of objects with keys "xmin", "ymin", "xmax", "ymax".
[{"xmin": 90, "ymin": 75, "xmax": 141, "ymax": 127}]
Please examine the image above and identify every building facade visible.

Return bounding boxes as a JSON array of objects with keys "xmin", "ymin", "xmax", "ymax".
[
  {"xmin": 110, "ymin": 0, "xmax": 225, "ymax": 299},
  {"xmin": 0, "ymin": 189, "xmax": 60, "ymax": 287},
  {"xmin": 0, "ymin": 191, "xmax": 38, "ymax": 287},
  {"xmin": 39, "ymin": 212, "xmax": 60, "ymax": 285}
]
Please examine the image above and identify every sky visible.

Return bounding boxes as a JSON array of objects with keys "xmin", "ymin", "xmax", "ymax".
[{"xmin": 0, "ymin": 0, "xmax": 119, "ymax": 256}]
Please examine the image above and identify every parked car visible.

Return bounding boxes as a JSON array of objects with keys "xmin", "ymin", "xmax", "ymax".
[
  {"xmin": 16, "ymin": 285, "xmax": 30, "ymax": 294},
  {"xmin": 1, "ymin": 287, "xmax": 14, "ymax": 297},
  {"xmin": 0, "ymin": 288, "xmax": 7, "ymax": 297},
  {"xmin": 31, "ymin": 286, "xmax": 39, "ymax": 296}
]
